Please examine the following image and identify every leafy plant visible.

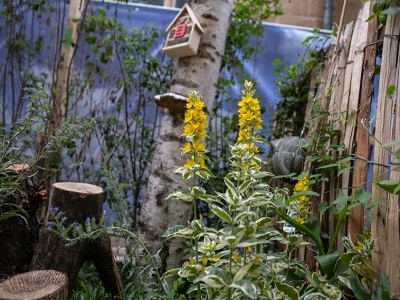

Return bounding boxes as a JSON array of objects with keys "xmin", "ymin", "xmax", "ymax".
[
  {"xmin": 0, "ymin": 83, "xmax": 95, "ymax": 222},
  {"xmin": 162, "ymin": 81, "xmax": 375, "ymax": 299}
]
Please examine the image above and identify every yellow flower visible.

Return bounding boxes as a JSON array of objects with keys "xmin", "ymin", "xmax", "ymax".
[
  {"xmin": 189, "ymin": 257, "xmax": 195, "ymax": 265},
  {"xmin": 253, "ymin": 255, "xmax": 261, "ymax": 263},
  {"xmin": 180, "ymin": 91, "xmax": 210, "ymax": 175},
  {"xmin": 232, "ymin": 252, "xmax": 241, "ymax": 263},
  {"xmin": 296, "ymin": 216, "xmax": 305, "ymax": 224},
  {"xmin": 354, "ymin": 241, "xmax": 363, "ymax": 251},
  {"xmin": 247, "ymin": 246, "xmax": 253, "ymax": 253},
  {"xmin": 199, "ymin": 213, "xmax": 204, "ymax": 221},
  {"xmin": 237, "ymin": 81, "xmax": 263, "ymax": 142},
  {"xmin": 202, "ymin": 257, "xmax": 208, "ymax": 265}
]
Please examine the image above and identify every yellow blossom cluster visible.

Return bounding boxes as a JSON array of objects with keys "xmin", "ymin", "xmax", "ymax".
[
  {"xmin": 182, "ymin": 91, "xmax": 208, "ymax": 171},
  {"xmin": 238, "ymin": 81, "xmax": 263, "ymax": 144},
  {"xmin": 236, "ymin": 81, "xmax": 263, "ymax": 173},
  {"xmin": 293, "ymin": 177, "xmax": 312, "ymax": 224}
]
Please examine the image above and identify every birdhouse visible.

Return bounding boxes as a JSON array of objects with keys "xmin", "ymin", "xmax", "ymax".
[{"xmin": 162, "ymin": 4, "xmax": 204, "ymax": 58}]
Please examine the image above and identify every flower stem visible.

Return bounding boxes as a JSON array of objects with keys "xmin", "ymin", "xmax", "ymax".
[{"xmin": 276, "ymin": 208, "xmax": 325, "ymax": 256}]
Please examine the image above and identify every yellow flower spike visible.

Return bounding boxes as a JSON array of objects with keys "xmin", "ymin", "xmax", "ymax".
[
  {"xmin": 237, "ymin": 81, "xmax": 263, "ymax": 142},
  {"xmin": 180, "ymin": 91, "xmax": 210, "ymax": 176}
]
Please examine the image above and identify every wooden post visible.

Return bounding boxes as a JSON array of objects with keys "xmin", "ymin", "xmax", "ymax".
[
  {"xmin": 370, "ymin": 12, "xmax": 400, "ymax": 292},
  {"xmin": 386, "ymin": 14, "xmax": 400, "ymax": 293},
  {"xmin": 30, "ymin": 182, "xmax": 123, "ymax": 298},
  {"xmin": 0, "ymin": 270, "xmax": 68, "ymax": 300}
]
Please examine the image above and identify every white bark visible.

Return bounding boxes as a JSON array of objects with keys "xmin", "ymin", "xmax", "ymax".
[{"xmin": 138, "ymin": 0, "xmax": 235, "ymax": 271}]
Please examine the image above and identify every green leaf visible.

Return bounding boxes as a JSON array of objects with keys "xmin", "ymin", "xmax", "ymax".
[
  {"xmin": 366, "ymin": 199, "xmax": 384, "ymax": 209},
  {"xmin": 235, "ymin": 239, "xmax": 267, "ymax": 248},
  {"xmin": 220, "ymin": 234, "xmax": 238, "ymax": 246},
  {"xmin": 85, "ymin": 36, "xmax": 97, "ymax": 44},
  {"xmin": 352, "ymin": 189, "xmax": 372, "ymax": 204},
  {"xmin": 334, "ymin": 252, "xmax": 357, "ymax": 275},
  {"xmin": 349, "ymin": 270, "xmax": 370, "ymax": 300},
  {"xmin": 253, "ymin": 171, "xmax": 274, "ymax": 179},
  {"xmin": 386, "ymin": 84, "xmax": 396, "ymax": 97},
  {"xmin": 224, "ymin": 178, "xmax": 238, "ymax": 205},
  {"xmin": 229, "ymin": 279, "xmax": 257, "ymax": 299},
  {"xmin": 275, "ymin": 281, "xmax": 300, "ymax": 300},
  {"xmin": 209, "ymin": 204, "xmax": 232, "ymax": 223},
  {"xmin": 198, "ymin": 274, "xmax": 226, "ymax": 288},
  {"xmin": 287, "ymin": 190, "xmax": 319, "ymax": 204},
  {"xmin": 303, "ymin": 292, "xmax": 330, "ymax": 300},
  {"xmin": 338, "ymin": 166, "xmax": 352, "ymax": 176},
  {"xmin": 191, "ymin": 186, "xmax": 206, "ymax": 198},
  {"xmin": 377, "ymin": 180, "xmax": 400, "ymax": 195},
  {"xmin": 315, "ymin": 252, "xmax": 340, "ymax": 278},
  {"xmin": 239, "ymin": 179, "xmax": 252, "ymax": 193},
  {"xmin": 233, "ymin": 262, "xmax": 253, "ymax": 282},
  {"xmin": 162, "ymin": 225, "xmax": 194, "ymax": 239},
  {"xmin": 316, "ymin": 163, "xmax": 338, "ymax": 170},
  {"xmin": 381, "ymin": 138, "xmax": 400, "ymax": 148},
  {"xmin": 234, "ymin": 210, "xmax": 256, "ymax": 223},
  {"xmin": 166, "ymin": 191, "xmax": 193, "ymax": 202},
  {"xmin": 161, "ymin": 268, "xmax": 180, "ymax": 280},
  {"xmin": 63, "ymin": 28, "xmax": 73, "ymax": 45}
]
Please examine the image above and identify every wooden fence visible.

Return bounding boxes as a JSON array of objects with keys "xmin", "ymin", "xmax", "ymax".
[{"xmin": 303, "ymin": 2, "xmax": 400, "ymax": 293}]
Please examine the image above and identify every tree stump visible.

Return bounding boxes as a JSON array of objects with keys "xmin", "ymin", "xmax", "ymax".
[
  {"xmin": 30, "ymin": 182, "xmax": 123, "ymax": 298},
  {"xmin": 0, "ymin": 164, "xmax": 43, "ymax": 281},
  {"xmin": 0, "ymin": 270, "xmax": 67, "ymax": 300}
]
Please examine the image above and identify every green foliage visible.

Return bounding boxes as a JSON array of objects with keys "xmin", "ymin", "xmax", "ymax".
[
  {"xmin": 0, "ymin": 83, "xmax": 95, "ymax": 222},
  {"xmin": 366, "ymin": 0, "xmax": 400, "ymax": 24},
  {"xmin": 71, "ymin": 262, "xmax": 114, "ymax": 300},
  {"xmin": 163, "ymin": 82, "xmax": 375, "ymax": 300}
]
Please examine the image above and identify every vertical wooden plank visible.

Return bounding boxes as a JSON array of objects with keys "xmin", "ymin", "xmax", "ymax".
[
  {"xmin": 330, "ymin": 22, "xmax": 354, "ymax": 116},
  {"xmin": 340, "ymin": 3, "xmax": 369, "ymax": 192},
  {"xmin": 328, "ymin": 22, "xmax": 354, "ymax": 253},
  {"xmin": 348, "ymin": 3, "xmax": 377, "ymax": 240},
  {"xmin": 386, "ymin": 21, "xmax": 400, "ymax": 294},
  {"xmin": 371, "ymin": 12, "xmax": 400, "ymax": 284}
]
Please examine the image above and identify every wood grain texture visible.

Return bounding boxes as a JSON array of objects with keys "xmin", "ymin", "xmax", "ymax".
[
  {"xmin": 370, "ymin": 12, "xmax": 400, "ymax": 288},
  {"xmin": 347, "ymin": 2, "xmax": 377, "ymax": 240},
  {"xmin": 0, "ymin": 270, "xmax": 67, "ymax": 300}
]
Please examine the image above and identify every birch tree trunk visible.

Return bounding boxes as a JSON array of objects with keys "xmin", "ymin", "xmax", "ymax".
[{"xmin": 138, "ymin": 0, "xmax": 235, "ymax": 272}]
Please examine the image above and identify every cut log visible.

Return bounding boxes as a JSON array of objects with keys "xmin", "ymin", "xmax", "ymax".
[
  {"xmin": 0, "ymin": 270, "xmax": 67, "ymax": 300},
  {"xmin": 0, "ymin": 164, "xmax": 42, "ymax": 282},
  {"xmin": 30, "ymin": 182, "xmax": 123, "ymax": 298}
]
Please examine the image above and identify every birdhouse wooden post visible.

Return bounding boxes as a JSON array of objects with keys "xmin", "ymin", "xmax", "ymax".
[{"xmin": 162, "ymin": 4, "xmax": 204, "ymax": 58}]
